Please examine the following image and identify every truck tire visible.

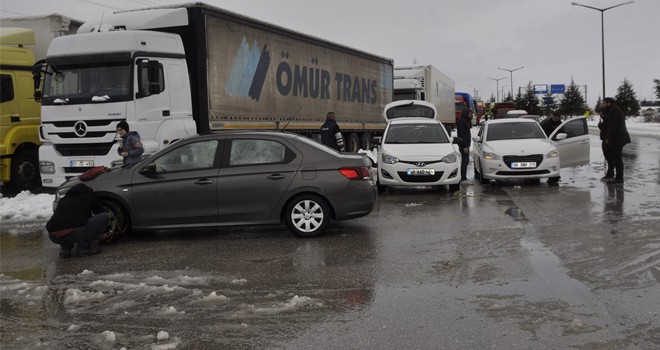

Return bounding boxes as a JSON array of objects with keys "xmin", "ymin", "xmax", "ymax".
[
  {"xmin": 283, "ymin": 194, "xmax": 332, "ymax": 237},
  {"xmin": 8, "ymin": 149, "xmax": 41, "ymax": 192},
  {"xmin": 346, "ymin": 133, "xmax": 360, "ymax": 153},
  {"xmin": 360, "ymin": 133, "xmax": 372, "ymax": 151},
  {"xmin": 99, "ymin": 199, "xmax": 130, "ymax": 244}
]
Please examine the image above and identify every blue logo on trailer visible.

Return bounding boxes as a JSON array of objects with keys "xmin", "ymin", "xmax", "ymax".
[{"xmin": 550, "ymin": 84, "xmax": 565, "ymax": 94}]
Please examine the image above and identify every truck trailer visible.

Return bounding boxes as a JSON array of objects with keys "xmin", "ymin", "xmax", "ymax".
[
  {"xmin": 37, "ymin": 3, "xmax": 394, "ymax": 188},
  {"xmin": 393, "ymin": 65, "xmax": 455, "ymax": 129}
]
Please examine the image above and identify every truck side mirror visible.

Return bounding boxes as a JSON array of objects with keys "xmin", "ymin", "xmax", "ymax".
[{"xmin": 32, "ymin": 60, "xmax": 45, "ymax": 102}]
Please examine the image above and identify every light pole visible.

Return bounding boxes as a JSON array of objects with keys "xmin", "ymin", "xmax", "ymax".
[
  {"xmin": 571, "ymin": 1, "xmax": 634, "ymax": 99},
  {"xmin": 501, "ymin": 85, "xmax": 509, "ymax": 101},
  {"xmin": 487, "ymin": 76, "xmax": 507, "ymax": 102},
  {"xmin": 498, "ymin": 66, "xmax": 524, "ymax": 99}
]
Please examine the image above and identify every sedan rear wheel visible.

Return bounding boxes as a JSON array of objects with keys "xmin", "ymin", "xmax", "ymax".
[{"xmin": 284, "ymin": 194, "xmax": 331, "ymax": 237}]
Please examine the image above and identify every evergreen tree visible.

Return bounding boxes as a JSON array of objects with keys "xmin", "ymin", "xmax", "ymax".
[
  {"xmin": 594, "ymin": 96, "xmax": 603, "ymax": 113},
  {"xmin": 503, "ymin": 91, "xmax": 513, "ymax": 101},
  {"xmin": 489, "ymin": 94, "xmax": 495, "ymax": 103},
  {"xmin": 542, "ymin": 91, "xmax": 556, "ymax": 116},
  {"xmin": 514, "ymin": 81, "xmax": 542, "ymax": 115},
  {"xmin": 558, "ymin": 78, "xmax": 586, "ymax": 116},
  {"xmin": 614, "ymin": 78, "xmax": 640, "ymax": 117},
  {"xmin": 653, "ymin": 78, "xmax": 660, "ymax": 100}
]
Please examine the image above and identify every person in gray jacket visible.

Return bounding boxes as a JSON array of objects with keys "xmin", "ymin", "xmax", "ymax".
[{"xmin": 116, "ymin": 121, "xmax": 144, "ymax": 165}]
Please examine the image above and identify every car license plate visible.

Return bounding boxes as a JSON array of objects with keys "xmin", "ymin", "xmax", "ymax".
[
  {"xmin": 407, "ymin": 168, "xmax": 435, "ymax": 176},
  {"xmin": 511, "ymin": 162, "xmax": 536, "ymax": 168},
  {"xmin": 70, "ymin": 160, "xmax": 94, "ymax": 167}
]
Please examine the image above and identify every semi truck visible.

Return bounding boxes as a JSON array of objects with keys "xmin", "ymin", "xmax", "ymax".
[
  {"xmin": 36, "ymin": 3, "xmax": 394, "ymax": 188},
  {"xmin": 392, "ymin": 65, "xmax": 455, "ymax": 128},
  {"xmin": 1, "ymin": 15, "xmax": 82, "ymax": 192}
]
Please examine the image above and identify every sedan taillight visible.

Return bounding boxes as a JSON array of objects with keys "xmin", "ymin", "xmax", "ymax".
[{"xmin": 339, "ymin": 166, "xmax": 371, "ymax": 180}]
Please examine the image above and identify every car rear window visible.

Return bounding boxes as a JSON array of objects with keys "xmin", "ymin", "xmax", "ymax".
[{"xmin": 385, "ymin": 123, "xmax": 449, "ymax": 144}]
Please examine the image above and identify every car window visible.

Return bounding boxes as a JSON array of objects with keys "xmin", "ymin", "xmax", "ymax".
[
  {"xmin": 153, "ymin": 140, "xmax": 219, "ymax": 173},
  {"xmin": 229, "ymin": 139, "xmax": 295, "ymax": 166},
  {"xmin": 486, "ymin": 123, "xmax": 546, "ymax": 141},
  {"xmin": 385, "ymin": 123, "xmax": 449, "ymax": 144},
  {"xmin": 554, "ymin": 118, "xmax": 587, "ymax": 139}
]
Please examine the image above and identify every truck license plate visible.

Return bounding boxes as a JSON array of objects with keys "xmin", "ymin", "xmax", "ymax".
[
  {"xmin": 511, "ymin": 162, "xmax": 536, "ymax": 168},
  {"xmin": 407, "ymin": 168, "xmax": 435, "ymax": 176},
  {"xmin": 70, "ymin": 160, "xmax": 94, "ymax": 167}
]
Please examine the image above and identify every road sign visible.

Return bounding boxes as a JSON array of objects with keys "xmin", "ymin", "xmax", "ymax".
[
  {"xmin": 550, "ymin": 84, "xmax": 565, "ymax": 94},
  {"xmin": 534, "ymin": 84, "xmax": 548, "ymax": 94}
]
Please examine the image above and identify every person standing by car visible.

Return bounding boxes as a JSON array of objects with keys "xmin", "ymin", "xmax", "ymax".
[
  {"xmin": 46, "ymin": 183, "xmax": 110, "ymax": 258},
  {"xmin": 116, "ymin": 121, "xmax": 144, "ymax": 165},
  {"xmin": 457, "ymin": 107, "xmax": 472, "ymax": 184},
  {"xmin": 602, "ymin": 97, "xmax": 631, "ymax": 184},
  {"xmin": 320, "ymin": 112, "xmax": 345, "ymax": 151},
  {"xmin": 540, "ymin": 111, "xmax": 563, "ymax": 137},
  {"xmin": 597, "ymin": 109, "xmax": 613, "ymax": 181}
]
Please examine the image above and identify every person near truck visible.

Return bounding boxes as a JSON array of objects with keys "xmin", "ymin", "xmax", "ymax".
[
  {"xmin": 320, "ymin": 112, "xmax": 345, "ymax": 151},
  {"xmin": 46, "ymin": 183, "xmax": 110, "ymax": 258},
  {"xmin": 601, "ymin": 97, "xmax": 631, "ymax": 184},
  {"xmin": 540, "ymin": 111, "xmax": 563, "ymax": 137},
  {"xmin": 597, "ymin": 109, "xmax": 613, "ymax": 182},
  {"xmin": 116, "ymin": 121, "xmax": 144, "ymax": 165},
  {"xmin": 456, "ymin": 107, "xmax": 472, "ymax": 184}
]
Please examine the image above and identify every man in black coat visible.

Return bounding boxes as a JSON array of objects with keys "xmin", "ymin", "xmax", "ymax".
[
  {"xmin": 540, "ymin": 111, "xmax": 563, "ymax": 137},
  {"xmin": 456, "ymin": 107, "xmax": 472, "ymax": 183},
  {"xmin": 602, "ymin": 97, "xmax": 631, "ymax": 184},
  {"xmin": 320, "ymin": 112, "xmax": 345, "ymax": 151},
  {"xmin": 46, "ymin": 183, "xmax": 111, "ymax": 258}
]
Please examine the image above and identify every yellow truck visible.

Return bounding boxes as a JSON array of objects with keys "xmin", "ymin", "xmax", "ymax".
[{"xmin": 0, "ymin": 27, "xmax": 41, "ymax": 192}]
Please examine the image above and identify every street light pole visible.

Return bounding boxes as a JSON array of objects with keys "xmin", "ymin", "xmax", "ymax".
[
  {"xmin": 501, "ymin": 85, "xmax": 509, "ymax": 101},
  {"xmin": 572, "ymin": 1, "xmax": 634, "ymax": 100},
  {"xmin": 487, "ymin": 76, "xmax": 507, "ymax": 102},
  {"xmin": 498, "ymin": 66, "xmax": 524, "ymax": 99}
]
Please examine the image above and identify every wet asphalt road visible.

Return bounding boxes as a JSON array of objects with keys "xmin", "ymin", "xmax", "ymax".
[{"xmin": 1, "ymin": 133, "xmax": 659, "ymax": 349}]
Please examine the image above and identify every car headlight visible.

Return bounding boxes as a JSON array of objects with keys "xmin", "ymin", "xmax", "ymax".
[
  {"xmin": 441, "ymin": 153, "xmax": 457, "ymax": 163},
  {"xmin": 381, "ymin": 152, "xmax": 399, "ymax": 164},
  {"xmin": 546, "ymin": 150, "xmax": 559, "ymax": 158},
  {"xmin": 483, "ymin": 151, "xmax": 500, "ymax": 160}
]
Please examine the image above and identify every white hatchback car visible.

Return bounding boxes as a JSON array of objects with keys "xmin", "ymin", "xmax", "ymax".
[
  {"xmin": 472, "ymin": 117, "xmax": 590, "ymax": 184},
  {"xmin": 376, "ymin": 100, "xmax": 462, "ymax": 191}
]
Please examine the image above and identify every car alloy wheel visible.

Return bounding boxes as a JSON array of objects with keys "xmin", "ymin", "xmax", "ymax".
[{"xmin": 284, "ymin": 194, "xmax": 331, "ymax": 237}]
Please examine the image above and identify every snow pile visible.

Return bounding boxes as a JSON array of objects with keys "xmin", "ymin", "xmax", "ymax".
[
  {"xmin": 64, "ymin": 288, "xmax": 106, "ymax": 304},
  {"xmin": 199, "ymin": 291, "xmax": 229, "ymax": 303}
]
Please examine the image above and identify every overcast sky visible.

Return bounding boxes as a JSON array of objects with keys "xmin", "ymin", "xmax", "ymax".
[{"xmin": 2, "ymin": 0, "xmax": 658, "ymax": 108}]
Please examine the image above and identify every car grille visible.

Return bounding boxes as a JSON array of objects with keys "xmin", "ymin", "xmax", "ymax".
[
  {"xmin": 502, "ymin": 154, "xmax": 543, "ymax": 169},
  {"xmin": 397, "ymin": 171, "xmax": 444, "ymax": 183},
  {"xmin": 398, "ymin": 160, "xmax": 443, "ymax": 166}
]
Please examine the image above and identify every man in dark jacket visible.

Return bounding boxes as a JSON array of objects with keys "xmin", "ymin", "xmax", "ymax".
[
  {"xmin": 320, "ymin": 112, "xmax": 345, "ymax": 151},
  {"xmin": 597, "ymin": 110, "xmax": 613, "ymax": 181},
  {"xmin": 540, "ymin": 111, "xmax": 563, "ymax": 137},
  {"xmin": 116, "ymin": 121, "xmax": 144, "ymax": 165},
  {"xmin": 602, "ymin": 97, "xmax": 631, "ymax": 184},
  {"xmin": 456, "ymin": 107, "xmax": 472, "ymax": 183},
  {"xmin": 46, "ymin": 183, "xmax": 110, "ymax": 258}
]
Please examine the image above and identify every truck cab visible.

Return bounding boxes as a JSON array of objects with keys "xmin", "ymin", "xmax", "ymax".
[{"xmin": 0, "ymin": 28, "xmax": 41, "ymax": 192}]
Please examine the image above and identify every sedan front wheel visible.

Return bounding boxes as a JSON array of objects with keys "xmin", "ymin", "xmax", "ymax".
[{"xmin": 284, "ymin": 194, "xmax": 332, "ymax": 237}]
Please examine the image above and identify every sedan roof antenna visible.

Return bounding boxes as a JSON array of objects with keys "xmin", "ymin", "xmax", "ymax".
[{"xmin": 281, "ymin": 106, "xmax": 302, "ymax": 132}]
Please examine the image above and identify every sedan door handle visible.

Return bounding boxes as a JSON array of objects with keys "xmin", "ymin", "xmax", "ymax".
[
  {"xmin": 194, "ymin": 179, "xmax": 214, "ymax": 185},
  {"xmin": 267, "ymin": 174, "xmax": 285, "ymax": 180}
]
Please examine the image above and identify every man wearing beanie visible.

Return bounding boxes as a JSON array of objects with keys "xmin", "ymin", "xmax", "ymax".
[{"xmin": 116, "ymin": 121, "xmax": 144, "ymax": 165}]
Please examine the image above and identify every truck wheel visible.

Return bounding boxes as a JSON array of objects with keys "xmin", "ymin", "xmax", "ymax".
[
  {"xmin": 8, "ymin": 149, "xmax": 41, "ymax": 192},
  {"xmin": 346, "ymin": 133, "xmax": 360, "ymax": 153},
  {"xmin": 360, "ymin": 133, "xmax": 372, "ymax": 150},
  {"xmin": 99, "ymin": 200, "xmax": 130, "ymax": 244},
  {"xmin": 284, "ymin": 194, "xmax": 331, "ymax": 237}
]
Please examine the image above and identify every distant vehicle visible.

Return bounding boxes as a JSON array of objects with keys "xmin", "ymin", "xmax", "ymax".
[
  {"xmin": 492, "ymin": 101, "xmax": 516, "ymax": 119},
  {"xmin": 374, "ymin": 100, "xmax": 462, "ymax": 192},
  {"xmin": 393, "ymin": 65, "xmax": 455, "ymax": 129},
  {"xmin": 522, "ymin": 115, "xmax": 543, "ymax": 123},
  {"xmin": 53, "ymin": 131, "xmax": 376, "ymax": 238},
  {"xmin": 475, "ymin": 99, "xmax": 485, "ymax": 125},
  {"xmin": 455, "ymin": 92, "xmax": 476, "ymax": 125},
  {"xmin": 506, "ymin": 110, "xmax": 528, "ymax": 118},
  {"xmin": 471, "ymin": 118, "xmax": 590, "ymax": 184}
]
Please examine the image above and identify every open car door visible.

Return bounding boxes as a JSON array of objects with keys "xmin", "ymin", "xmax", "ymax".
[{"xmin": 549, "ymin": 117, "xmax": 590, "ymax": 168}]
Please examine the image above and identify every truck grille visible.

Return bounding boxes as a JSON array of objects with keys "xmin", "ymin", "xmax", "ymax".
[{"xmin": 55, "ymin": 142, "xmax": 115, "ymax": 156}]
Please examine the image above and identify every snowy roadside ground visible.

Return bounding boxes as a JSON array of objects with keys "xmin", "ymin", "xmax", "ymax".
[{"xmin": 1, "ymin": 118, "xmax": 659, "ymax": 229}]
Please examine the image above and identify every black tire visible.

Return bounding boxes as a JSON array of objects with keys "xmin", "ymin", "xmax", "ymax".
[
  {"xmin": 475, "ymin": 164, "xmax": 489, "ymax": 185},
  {"xmin": 346, "ymin": 133, "xmax": 360, "ymax": 153},
  {"xmin": 8, "ymin": 149, "xmax": 41, "ymax": 192},
  {"xmin": 360, "ymin": 132, "xmax": 372, "ymax": 151},
  {"xmin": 448, "ymin": 183, "xmax": 460, "ymax": 192},
  {"xmin": 284, "ymin": 194, "xmax": 332, "ymax": 237},
  {"xmin": 99, "ymin": 199, "xmax": 130, "ymax": 244}
]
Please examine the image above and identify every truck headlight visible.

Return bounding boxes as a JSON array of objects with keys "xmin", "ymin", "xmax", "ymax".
[
  {"xmin": 40, "ymin": 161, "xmax": 55, "ymax": 174},
  {"xmin": 381, "ymin": 152, "xmax": 399, "ymax": 164},
  {"xmin": 441, "ymin": 153, "xmax": 457, "ymax": 163}
]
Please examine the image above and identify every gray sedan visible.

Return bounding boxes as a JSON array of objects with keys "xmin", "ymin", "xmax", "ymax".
[{"xmin": 54, "ymin": 131, "xmax": 377, "ymax": 238}]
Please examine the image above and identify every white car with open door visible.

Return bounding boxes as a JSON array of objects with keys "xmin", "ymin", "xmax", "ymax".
[
  {"xmin": 374, "ymin": 100, "xmax": 462, "ymax": 192},
  {"xmin": 471, "ymin": 117, "xmax": 590, "ymax": 184}
]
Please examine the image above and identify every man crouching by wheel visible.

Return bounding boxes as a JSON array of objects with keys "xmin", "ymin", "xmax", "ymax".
[{"xmin": 46, "ymin": 183, "xmax": 110, "ymax": 258}]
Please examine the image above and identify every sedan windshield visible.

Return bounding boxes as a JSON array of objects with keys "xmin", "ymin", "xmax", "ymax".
[
  {"xmin": 486, "ymin": 122, "xmax": 547, "ymax": 141},
  {"xmin": 385, "ymin": 123, "xmax": 449, "ymax": 144}
]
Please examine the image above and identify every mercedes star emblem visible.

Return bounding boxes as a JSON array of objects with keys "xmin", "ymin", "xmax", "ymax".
[{"xmin": 73, "ymin": 121, "xmax": 88, "ymax": 137}]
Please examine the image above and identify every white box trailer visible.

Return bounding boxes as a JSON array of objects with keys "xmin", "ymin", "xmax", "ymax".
[{"xmin": 393, "ymin": 65, "xmax": 455, "ymax": 128}]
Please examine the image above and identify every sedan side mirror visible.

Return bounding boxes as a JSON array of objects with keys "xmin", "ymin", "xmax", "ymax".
[
  {"xmin": 138, "ymin": 163, "xmax": 158, "ymax": 177},
  {"xmin": 555, "ymin": 133, "xmax": 567, "ymax": 140}
]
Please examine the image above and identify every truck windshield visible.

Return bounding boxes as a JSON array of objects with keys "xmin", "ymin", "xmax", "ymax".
[{"xmin": 42, "ymin": 61, "xmax": 131, "ymax": 105}]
